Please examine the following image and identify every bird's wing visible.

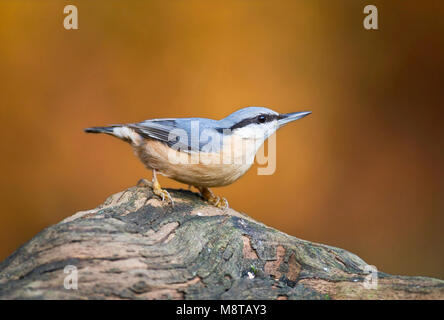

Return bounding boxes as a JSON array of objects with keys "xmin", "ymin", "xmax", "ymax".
[{"xmin": 128, "ymin": 119, "xmax": 200, "ymax": 153}]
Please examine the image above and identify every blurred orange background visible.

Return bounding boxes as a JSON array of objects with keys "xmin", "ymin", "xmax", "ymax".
[{"xmin": 0, "ymin": 1, "xmax": 443, "ymax": 278}]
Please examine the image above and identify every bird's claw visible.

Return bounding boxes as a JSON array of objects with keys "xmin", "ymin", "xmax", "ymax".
[
  {"xmin": 213, "ymin": 196, "xmax": 229, "ymax": 210},
  {"xmin": 198, "ymin": 187, "xmax": 229, "ymax": 210},
  {"xmin": 154, "ymin": 188, "xmax": 174, "ymax": 206},
  {"xmin": 138, "ymin": 177, "xmax": 174, "ymax": 206}
]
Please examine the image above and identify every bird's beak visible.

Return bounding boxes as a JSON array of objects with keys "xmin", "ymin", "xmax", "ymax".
[{"xmin": 277, "ymin": 111, "xmax": 311, "ymax": 128}]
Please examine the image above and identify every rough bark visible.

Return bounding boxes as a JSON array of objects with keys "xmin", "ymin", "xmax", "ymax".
[{"xmin": 0, "ymin": 184, "xmax": 442, "ymax": 300}]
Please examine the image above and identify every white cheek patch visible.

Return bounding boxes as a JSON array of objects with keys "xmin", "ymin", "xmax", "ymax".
[
  {"xmin": 262, "ymin": 121, "xmax": 279, "ymax": 139},
  {"xmin": 233, "ymin": 121, "xmax": 278, "ymax": 141}
]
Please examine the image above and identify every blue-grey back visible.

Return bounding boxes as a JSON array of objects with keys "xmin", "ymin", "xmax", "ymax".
[
  {"xmin": 128, "ymin": 107, "xmax": 276, "ymax": 152},
  {"xmin": 129, "ymin": 117, "xmax": 226, "ymax": 153}
]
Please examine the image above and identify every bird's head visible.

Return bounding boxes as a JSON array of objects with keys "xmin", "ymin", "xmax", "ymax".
[{"xmin": 221, "ymin": 107, "xmax": 311, "ymax": 141}]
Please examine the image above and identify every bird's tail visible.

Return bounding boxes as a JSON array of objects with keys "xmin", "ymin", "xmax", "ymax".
[{"xmin": 84, "ymin": 125, "xmax": 139, "ymax": 144}]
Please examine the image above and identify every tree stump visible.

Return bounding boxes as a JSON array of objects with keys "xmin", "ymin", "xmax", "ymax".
[{"xmin": 0, "ymin": 185, "xmax": 442, "ymax": 299}]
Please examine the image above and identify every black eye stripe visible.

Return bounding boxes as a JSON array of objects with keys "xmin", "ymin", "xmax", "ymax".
[
  {"xmin": 257, "ymin": 114, "xmax": 278, "ymax": 123},
  {"xmin": 230, "ymin": 114, "xmax": 278, "ymax": 130}
]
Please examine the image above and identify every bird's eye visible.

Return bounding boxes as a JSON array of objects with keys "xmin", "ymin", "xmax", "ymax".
[{"xmin": 258, "ymin": 115, "xmax": 266, "ymax": 123}]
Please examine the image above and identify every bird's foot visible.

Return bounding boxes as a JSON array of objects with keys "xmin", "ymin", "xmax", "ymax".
[
  {"xmin": 197, "ymin": 187, "xmax": 229, "ymax": 210},
  {"xmin": 152, "ymin": 178, "xmax": 174, "ymax": 207},
  {"xmin": 137, "ymin": 177, "xmax": 174, "ymax": 206}
]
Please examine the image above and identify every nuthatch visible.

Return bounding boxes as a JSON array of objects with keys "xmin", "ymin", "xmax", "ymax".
[{"xmin": 85, "ymin": 107, "xmax": 311, "ymax": 208}]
